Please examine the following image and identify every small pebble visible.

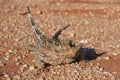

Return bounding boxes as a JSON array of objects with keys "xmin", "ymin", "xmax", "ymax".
[
  {"xmin": 96, "ymin": 66, "xmax": 100, "ymax": 69},
  {"xmin": 97, "ymin": 57, "xmax": 102, "ymax": 60},
  {"xmin": 99, "ymin": 67, "xmax": 104, "ymax": 71},
  {"xmin": 104, "ymin": 57, "xmax": 111, "ymax": 60},
  {"xmin": 13, "ymin": 75, "xmax": 21, "ymax": 79},
  {"xmin": 29, "ymin": 66, "xmax": 35, "ymax": 71},
  {"xmin": 5, "ymin": 57, "xmax": 9, "ymax": 61},
  {"xmin": 16, "ymin": 62, "xmax": 20, "ymax": 66},
  {"xmin": 90, "ymin": 63, "xmax": 94, "ymax": 66},
  {"xmin": 22, "ymin": 64, "xmax": 28, "ymax": 67},
  {"xmin": 112, "ymin": 72, "xmax": 117, "ymax": 74},
  {"xmin": 0, "ymin": 61, "xmax": 4, "ymax": 66},
  {"xmin": 97, "ymin": 63, "xmax": 100, "ymax": 66},
  {"xmin": 113, "ymin": 53, "xmax": 118, "ymax": 56},
  {"xmin": 4, "ymin": 74, "xmax": 10, "ymax": 80},
  {"xmin": 15, "ymin": 56, "xmax": 21, "ymax": 61},
  {"xmin": 20, "ymin": 64, "xmax": 28, "ymax": 72},
  {"xmin": 8, "ymin": 50, "xmax": 12, "ymax": 53},
  {"xmin": 5, "ymin": 52, "xmax": 10, "ymax": 55}
]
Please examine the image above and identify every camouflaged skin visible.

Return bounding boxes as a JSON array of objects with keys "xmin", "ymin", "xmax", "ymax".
[{"xmin": 26, "ymin": 6, "xmax": 83, "ymax": 68}]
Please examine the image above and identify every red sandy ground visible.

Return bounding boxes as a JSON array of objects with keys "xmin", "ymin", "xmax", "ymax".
[{"xmin": 0, "ymin": 0, "xmax": 120, "ymax": 79}]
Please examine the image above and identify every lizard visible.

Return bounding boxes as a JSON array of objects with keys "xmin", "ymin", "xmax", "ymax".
[{"xmin": 26, "ymin": 6, "xmax": 83, "ymax": 68}]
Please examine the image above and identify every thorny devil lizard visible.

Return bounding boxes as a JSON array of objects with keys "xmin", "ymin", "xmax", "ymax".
[{"xmin": 26, "ymin": 6, "xmax": 83, "ymax": 68}]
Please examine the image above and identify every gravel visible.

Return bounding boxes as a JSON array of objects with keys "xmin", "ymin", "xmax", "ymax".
[
  {"xmin": 20, "ymin": 64, "xmax": 28, "ymax": 72},
  {"xmin": 103, "ymin": 56, "xmax": 111, "ymax": 60},
  {"xmin": 31, "ymin": 63, "xmax": 115, "ymax": 80},
  {"xmin": 0, "ymin": 0, "xmax": 120, "ymax": 80},
  {"xmin": 29, "ymin": 66, "xmax": 35, "ymax": 71}
]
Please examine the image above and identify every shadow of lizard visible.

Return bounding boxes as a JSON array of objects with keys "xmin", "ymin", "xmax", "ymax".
[{"xmin": 26, "ymin": 6, "xmax": 103, "ymax": 68}]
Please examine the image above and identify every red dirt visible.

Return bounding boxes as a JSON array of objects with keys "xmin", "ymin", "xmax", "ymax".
[{"xmin": 0, "ymin": 0, "xmax": 120, "ymax": 80}]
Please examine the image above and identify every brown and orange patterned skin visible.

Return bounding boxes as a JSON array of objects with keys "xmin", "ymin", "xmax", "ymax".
[{"xmin": 26, "ymin": 6, "xmax": 83, "ymax": 68}]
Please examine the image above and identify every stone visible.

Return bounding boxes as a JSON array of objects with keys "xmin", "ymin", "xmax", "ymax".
[
  {"xmin": 4, "ymin": 74, "xmax": 10, "ymax": 80},
  {"xmin": 29, "ymin": 66, "xmax": 35, "ymax": 71},
  {"xmin": 20, "ymin": 64, "xmax": 28, "ymax": 72},
  {"xmin": 104, "ymin": 57, "xmax": 111, "ymax": 60},
  {"xmin": 0, "ymin": 61, "xmax": 4, "ymax": 67},
  {"xmin": 99, "ymin": 67, "xmax": 104, "ymax": 71}
]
